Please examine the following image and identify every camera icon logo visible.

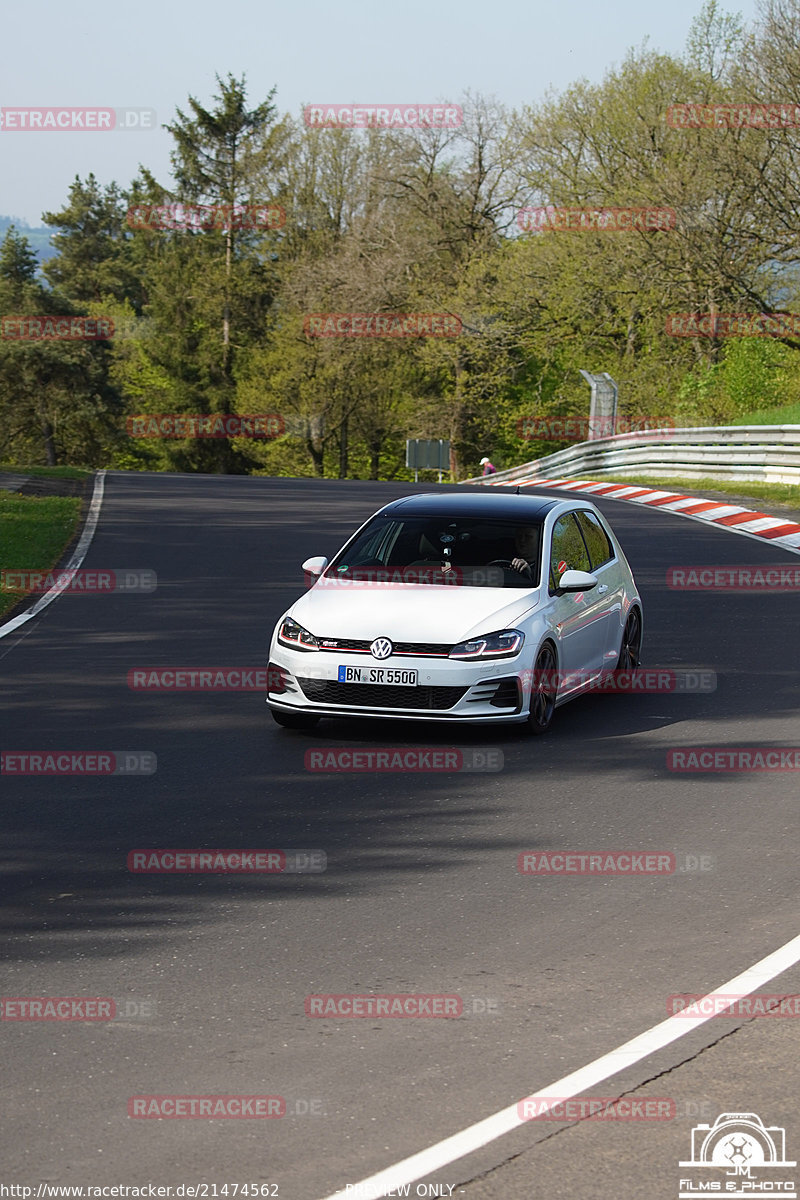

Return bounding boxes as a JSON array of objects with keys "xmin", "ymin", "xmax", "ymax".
[
  {"xmin": 678, "ymin": 1112, "xmax": 796, "ymax": 1198},
  {"xmin": 681, "ymin": 1112, "xmax": 794, "ymax": 1168}
]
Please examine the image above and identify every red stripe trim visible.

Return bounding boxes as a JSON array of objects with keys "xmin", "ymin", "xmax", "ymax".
[
  {"xmin": 610, "ymin": 487, "xmax": 657, "ymax": 499},
  {"xmin": 673, "ymin": 501, "xmax": 731, "ymax": 515},
  {"xmin": 752, "ymin": 523, "xmax": 800, "ymax": 539},
  {"xmin": 485, "ymin": 476, "xmax": 800, "ymax": 549},
  {"xmin": 713, "ymin": 511, "xmax": 773, "ymax": 526},
  {"xmin": 641, "ymin": 494, "xmax": 688, "ymax": 506}
]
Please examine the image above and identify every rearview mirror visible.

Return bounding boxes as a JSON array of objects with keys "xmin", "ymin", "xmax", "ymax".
[
  {"xmin": 302, "ymin": 556, "xmax": 328, "ymax": 579},
  {"xmin": 557, "ymin": 569, "xmax": 598, "ymax": 592}
]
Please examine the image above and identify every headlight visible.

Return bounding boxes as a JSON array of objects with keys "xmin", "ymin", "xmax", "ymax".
[
  {"xmin": 277, "ymin": 617, "xmax": 320, "ymax": 652},
  {"xmin": 449, "ymin": 629, "xmax": 525, "ymax": 660}
]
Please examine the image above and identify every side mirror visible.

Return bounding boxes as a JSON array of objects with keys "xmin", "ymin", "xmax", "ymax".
[
  {"xmin": 301, "ymin": 556, "xmax": 328, "ymax": 578},
  {"xmin": 302, "ymin": 556, "xmax": 328, "ymax": 587},
  {"xmin": 557, "ymin": 569, "xmax": 598, "ymax": 592}
]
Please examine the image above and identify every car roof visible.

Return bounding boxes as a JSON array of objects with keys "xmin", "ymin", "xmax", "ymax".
[{"xmin": 378, "ymin": 491, "xmax": 565, "ymax": 520}]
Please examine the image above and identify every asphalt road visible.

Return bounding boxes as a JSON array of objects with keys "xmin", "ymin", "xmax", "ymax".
[{"xmin": 1, "ymin": 471, "xmax": 798, "ymax": 1200}]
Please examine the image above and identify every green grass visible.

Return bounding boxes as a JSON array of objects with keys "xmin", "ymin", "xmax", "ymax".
[
  {"xmin": 0, "ymin": 463, "xmax": 91, "ymax": 480},
  {"xmin": 584, "ymin": 474, "xmax": 800, "ymax": 510},
  {"xmin": 0, "ymin": 493, "xmax": 84, "ymax": 618},
  {"xmin": 732, "ymin": 403, "xmax": 800, "ymax": 425}
]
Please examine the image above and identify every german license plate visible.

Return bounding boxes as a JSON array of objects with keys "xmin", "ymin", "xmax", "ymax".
[{"xmin": 338, "ymin": 665, "xmax": 417, "ymax": 685}]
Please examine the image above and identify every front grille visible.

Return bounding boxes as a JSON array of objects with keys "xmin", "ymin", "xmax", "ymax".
[
  {"xmin": 317, "ymin": 638, "xmax": 370, "ymax": 652},
  {"xmin": 296, "ymin": 678, "xmax": 467, "ymax": 710},
  {"xmin": 395, "ymin": 641, "xmax": 453, "ymax": 657},
  {"xmin": 316, "ymin": 638, "xmax": 453, "ymax": 658}
]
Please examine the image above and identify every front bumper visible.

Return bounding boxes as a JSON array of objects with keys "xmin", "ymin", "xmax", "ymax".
[{"xmin": 266, "ymin": 649, "xmax": 529, "ymax": 723}]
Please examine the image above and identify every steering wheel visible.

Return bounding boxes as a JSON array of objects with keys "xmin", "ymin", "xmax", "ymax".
[{"xmin": 488, "ymin": 558, "xmax": 532, "ymax": 576}]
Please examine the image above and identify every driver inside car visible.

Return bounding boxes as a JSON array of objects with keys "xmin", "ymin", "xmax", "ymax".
[{"xmin": 511, "ymin": 526, "xmax": 539, "ymax": 575}]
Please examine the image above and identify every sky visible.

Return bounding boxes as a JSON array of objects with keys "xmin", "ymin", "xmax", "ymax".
[{"xmin": 0, "ymin": 0, "xmax": 760, "ymax": 228}]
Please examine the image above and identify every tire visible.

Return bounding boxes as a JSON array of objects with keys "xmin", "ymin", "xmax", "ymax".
[
  {"xmin": 527, "ymin": 642, "xmax": 557, "ymax": 735},
  {"xmin": 616, "ymin": 607, "xmax": 642, "ymax": 670},
  {"xmin": 270, "ymin": 707, "xmax": 320, "ymax": 730}
]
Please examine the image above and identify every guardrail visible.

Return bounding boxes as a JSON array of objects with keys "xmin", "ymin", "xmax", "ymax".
[{"xmin": 464, "ymin": 425, "xmax": 800, "ymax": 486}]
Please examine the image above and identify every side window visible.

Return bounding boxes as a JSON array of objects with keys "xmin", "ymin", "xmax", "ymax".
[
  {"xmin": 575, "ymin": 510, "xmax": 614, "ymax": 570},
  {"xmin": 549, "ymin": 514, "xmax": 591, "ymax": 588}
]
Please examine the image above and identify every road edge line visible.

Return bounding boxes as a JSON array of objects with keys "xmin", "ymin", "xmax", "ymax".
[
  {"xmin": 319, "ymin": 929, "xmax": 800, "ymax": 1200},
  {"xmin": 0, "ymin": 469, "xmax": 107, "ymax": 640}
]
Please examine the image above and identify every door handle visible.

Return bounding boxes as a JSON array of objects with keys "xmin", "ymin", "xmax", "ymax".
[{"xmin": 597, "ymin": 584, "xmax": 608, "ymax": 594}]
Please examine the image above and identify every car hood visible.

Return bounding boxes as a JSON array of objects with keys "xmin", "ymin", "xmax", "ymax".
[{"xmin": 286, "ymin": 583, "xmax": 540, "ymax": 644}]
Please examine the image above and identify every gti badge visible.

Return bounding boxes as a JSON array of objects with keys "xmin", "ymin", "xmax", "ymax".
[{"xmin": 370, "ymin": 637, "xmax": 393, "ymax": 660}]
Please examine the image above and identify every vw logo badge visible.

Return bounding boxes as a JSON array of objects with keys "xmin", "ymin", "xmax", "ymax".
[{"xmin": 370, "ymin": 637, "xmax": 393, "ymax": 660}]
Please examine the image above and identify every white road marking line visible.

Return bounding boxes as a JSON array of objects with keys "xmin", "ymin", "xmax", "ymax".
[
  {"xmin": 319, "ymin": 930, "xmax": 800, "ymax": 1200},
  {"xmin": 657, "ymin": 498, "xmax": 705, "ymax": 511},
  {"xmin": 0, "ymin": 471, "xmax": 106, "ymax": 640},
  {"xmin": 596, "ymin": 485, "xmax": 655, "ymax": 497},
  {"xmin": 731, "ymin": 517, "xmax": 791, "ymax": 532},
  {"xmin": 690, "ymin": 505, "xmax": 749, "ymax": 520},
  {"xmin": 566, "ymin": 482, "xmax": 614, "ymax": 493}
]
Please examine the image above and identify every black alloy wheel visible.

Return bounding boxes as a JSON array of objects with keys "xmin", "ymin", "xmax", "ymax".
[
  {"xmin": 528, "ymin": 641, "xmax": 557, "ymax": 735},
  {"xmin": 616, "ymin": 608, "xmax": 642, "ymax": 671}
]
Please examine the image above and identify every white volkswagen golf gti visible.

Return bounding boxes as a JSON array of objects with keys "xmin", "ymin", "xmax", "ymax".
[{"xmin": 266, "ymin": 491, "xmax": 643, "ymax": 734}]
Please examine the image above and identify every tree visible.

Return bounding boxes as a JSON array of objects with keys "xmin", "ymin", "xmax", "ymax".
[
  {"xmin": 111, "ymin": 74, "xmax": 288, "ymax": 473},
  {"xmin": 42, "ymin": 175, "xmax": 144, "ymax": 309},
  {"xmin": 0, "ymin": 227, "xmax": 119, "ymax": 467},
  {"xmin": 166, "ymin": 72, "xmax": 287, "ymax": 380},
  {"xmin": 0, "ymin": 226, "xmax": 40, "ymax": 298}
]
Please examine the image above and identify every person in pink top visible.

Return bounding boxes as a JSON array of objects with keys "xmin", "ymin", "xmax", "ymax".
[{"xmin": 480, "ymin": 456, "xmax": 496, "ymax": 476}]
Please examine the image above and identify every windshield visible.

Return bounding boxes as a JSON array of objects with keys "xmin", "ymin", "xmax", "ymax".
[{"xmin": 324, "ymin": 516, "xmax": 543, "ymax": 588}]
